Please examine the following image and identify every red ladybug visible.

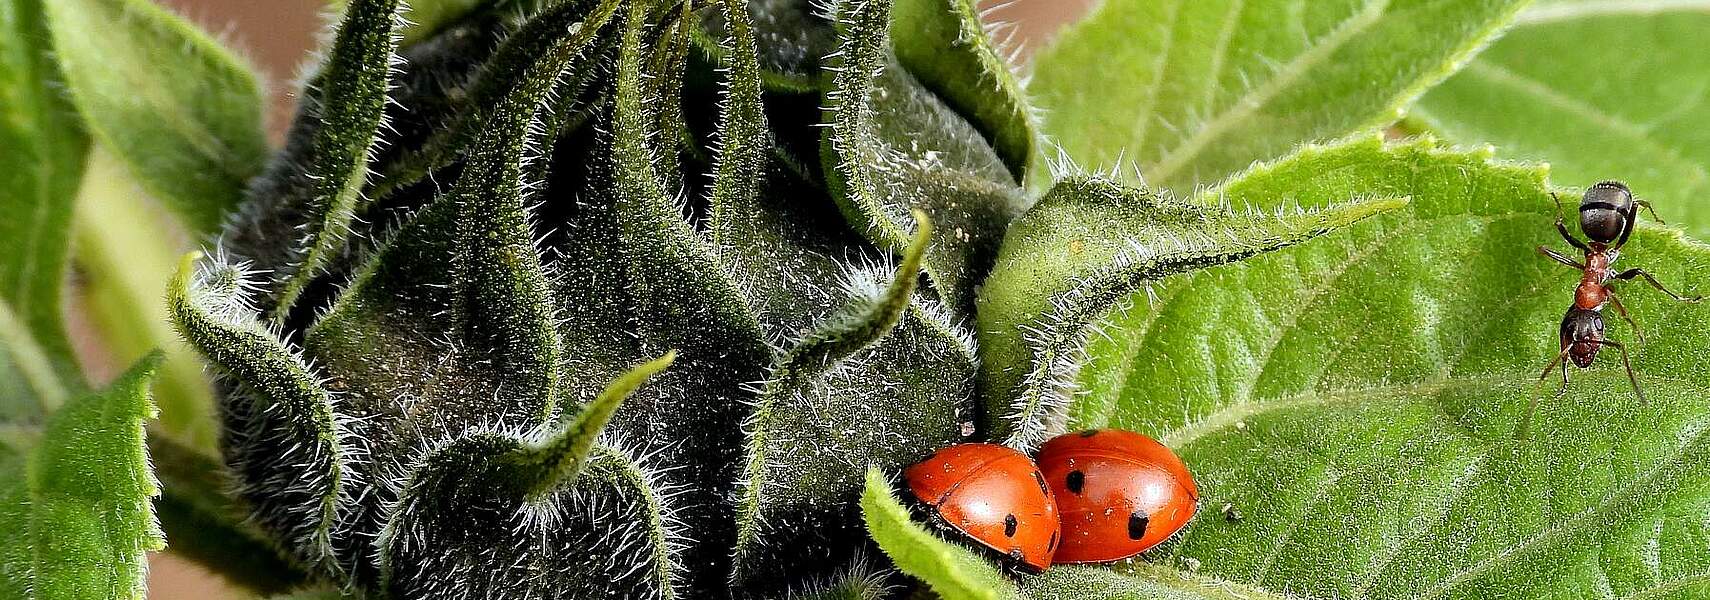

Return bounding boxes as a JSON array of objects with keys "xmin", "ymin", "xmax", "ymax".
[
  {"xmin": 1036, "ymin": 429, "xmax": 1198, "ymax": 563},
  {"xmin": 905, "ymin": 443, "xmax": 1059, "ymax": 572}
]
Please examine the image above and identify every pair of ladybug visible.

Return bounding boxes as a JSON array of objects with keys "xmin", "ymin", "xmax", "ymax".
[{"xmin": 904, "ymin": 429, "xmax": 1198, "ymax": 572}]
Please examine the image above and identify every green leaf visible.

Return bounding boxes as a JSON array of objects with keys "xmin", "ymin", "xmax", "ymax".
[
  {"xmin": 862, "ymin": 471, "xmax": 1281, "ymax": 599},
  {"xmin": 41, "ymin": 0, "xmax": 267, "ymax": 235},
  {"xmin": 860, "ymin": 470, "xmax": 1009, "ymax": 600},
  {"xmin": 976, "ymin": 170, "xmax": 1403, "ymax": 447},
  {"xmin": 168, "ymin": 252, "xmax": 352, "ymax": 576},
  {"xmin": 890, "ymin": 0, "xmax": 1041, "ymax": 183},
  {"xmin": 507, "ymin": 352, "xmax": 676, "ymax": 501},
  {"xmin": 822, "ymin": 0, "xmax": 1029, "ymax": 313},
  {"xmin": 0, "ymin": 354, "xmax": 163, "ymax": 600},
  {"xmin": 1073, "ymin": 136, "xmax": 1710, "ymax": 597},
  {"xmin": 261, "ymin": 0, "xmax": 403, "ymax": 319},
  {"xmin": 0, "ymin": 0, "xmax": 89, "ymax": 390},
  {"xmin": 1411, "ymin": 0, "xmax": 1710, "ymax": 239},
  {"xmin": 1030, "ymin": 0, "xmax": 1528, "ymax": 192},
  {"xmin": 588, "ymin": 3, "xmax": 775, "ymax": 589},
  {"xmin": 378, "ymin": 355, "xmax": 683, "ymax": 599},
  {"xmin": 0, "ymin": 299, "xmax": 69, "ymax": 420}
]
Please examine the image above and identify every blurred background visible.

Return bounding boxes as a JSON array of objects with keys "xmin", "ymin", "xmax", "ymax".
[{"xmin": 142, "ymin": 0, "xmax": 1091, "ymax": 597}]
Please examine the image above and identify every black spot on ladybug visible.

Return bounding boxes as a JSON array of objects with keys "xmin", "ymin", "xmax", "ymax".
[
  {"xmin": 1048, "ymin": 530, "xmax": 1059, "ymax": 551},
  {"xmin": 1128, "ymin": 511, "xmax": 1149, "ymax": 540},
  {"xmin": 1003, "ymin": 514, "xmax": 1018, "ymax": 537},
  {"xmin": 1033, "ymin": 471, "xmax": 1049, "ymax": 495},
  {"xmin": 1066, "ymin": 470, "xmax": 1085, "ymax": 494},
  {"xmin": 1079, "ymin": 429, "xmax": 1098, "ymax": 437}
]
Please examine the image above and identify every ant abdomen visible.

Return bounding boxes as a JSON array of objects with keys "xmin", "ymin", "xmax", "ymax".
[{"xmin": 1579, "ymin": 181, "xmax": 1634, "ymax": 244}]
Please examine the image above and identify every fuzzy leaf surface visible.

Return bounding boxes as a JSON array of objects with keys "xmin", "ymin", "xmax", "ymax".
[
  {"xmin": 976, "ymin": 172, "xmax": 1401, "ymax": 447},
  {"xmin": 262, "ymin": 0, "xmax": 402, "ymax": 319},
  {"xmin": 0, "ymin": 355, "xmax": 162, "ymax": 600},
  {"xmin": 41, "ymin": 0, "xmax": 266, "ymax": 235},
  {"xmin": 378, "ymin": 356, "xmax": 681, "ymax": 599},
  {"xmin": 1029, "ymin": 0, "xmax": 1527, "ymax": 191},
  {"xmin": 1072, "ymin": 136, "xmax": 1710, "ymax": 598},
  {"xmin": 823, "ymin": 0, "xmax": 1029, "ymax": 313},
  {"xmin": 696, "ymin": 0, "xmax": 838, "ymax": 90},
  {"xmin": 0, "ymin": 0, "xmax": 88, "ymax": 390},
  {"xmin": 861, "ymin": 471, "xmax": 1289, "ymax": 600},
  {"xmin": 889, "ymin": 0, "xmax": 1041, "ymax": 182},
  {"xmin": 1412, "ymin": 0, "xmax": 1710, "ymax": 238},
  {"xmin": 537, "ymin": 2, "xmax": 773, "ymax": 591},
  {"xmin": 169, "ymin": 252, "xmax": 353, "ymax": 576},
  {"xmin": 730, "ymin": 214, "xmax": 977, "ymax": 586}
]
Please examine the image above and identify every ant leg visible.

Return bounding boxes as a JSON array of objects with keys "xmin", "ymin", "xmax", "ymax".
[
  {"xmin": 1538, "ymin": 346, "xmax": 1572, "ymax": 385},
  {"xmin": 1552, "ymin": 192, "xmax": 1593, "ymax": 252},
  {"xmin": 1634, "ymin": 200, "xmax": 1665, "ymax": 224},
  {"xmin": 1613, "ymin": 268, "xmax": 1705, "ymax": 303},
  {"xmin": 1592, "ymin": 338, "xmax": 1647, "ymax": 406},
  {"xmin": 1606, "ymin": 292, "xmax": 1646, "ymax": 344},
  {"xmin": 1537, "ymin": 246, "xmax": 1585, "ymax": 270},
  {"xmin": 1523, "ymin": 347, "xmax": 1574, "ymax": 438}
]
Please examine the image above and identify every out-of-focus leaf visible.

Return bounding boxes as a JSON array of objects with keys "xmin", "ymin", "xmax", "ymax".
[
  {"xmin": 0, "ymin": 0, "xmax": 89, "ymax": 390},
  {"xmin": 0, "ymin": 355, "xmax": 162, "ymax": 600},
  {"xmin": 1030, "ymin": 0, "xmax": 1528, "ymax": 191},
  {"xmin": 1412, "ymin": 0, "xmax": 1710, "ymax": 238},
  {"xmin": 73, "ymin": 148, "xmax": 217, "ymax": 452},
  {"xmin": 0, "ymin": 299, "xmax": 68, "ymax": 420},
  {"xmin": 42, "ymin": 0, "xmax": 267, "ymax": 235},
  {"xmin": 1073, "ymin": 136, "xmax": 1710, "ymax": 598}
]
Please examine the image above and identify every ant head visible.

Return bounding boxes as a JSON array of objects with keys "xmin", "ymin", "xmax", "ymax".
[
  {"xmin": 1559, "ymin": 308, "xmax": 1604, "ymax": 368},
  {"xmin": 1579, "ymin": 181, "xmax": 1634, "ymax": 244}
]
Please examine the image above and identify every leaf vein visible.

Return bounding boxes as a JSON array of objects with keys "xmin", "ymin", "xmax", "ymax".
[{"xmin": 1147, "ymin": 0, "xmax": 1389, "ymax": 184}]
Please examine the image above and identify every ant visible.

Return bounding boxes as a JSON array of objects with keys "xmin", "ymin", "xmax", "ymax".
[{"xmin": 1533, "ymin": 181, "xmax": 1701, "ymax": 425}]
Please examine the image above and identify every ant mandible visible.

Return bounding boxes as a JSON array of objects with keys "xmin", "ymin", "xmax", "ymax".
[{"xmin": 1534, "ymin": 181, "xmax": 1701, "ymax": 414}]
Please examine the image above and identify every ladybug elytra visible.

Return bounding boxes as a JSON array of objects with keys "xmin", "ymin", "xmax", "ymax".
[
  {"xmin": 904, "ymin": 443, "xmax": 1059, "ymax": 572},
  {"xmin": 1036, "ymin": 429, "xmax": 1198, "ymax": 563}
]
